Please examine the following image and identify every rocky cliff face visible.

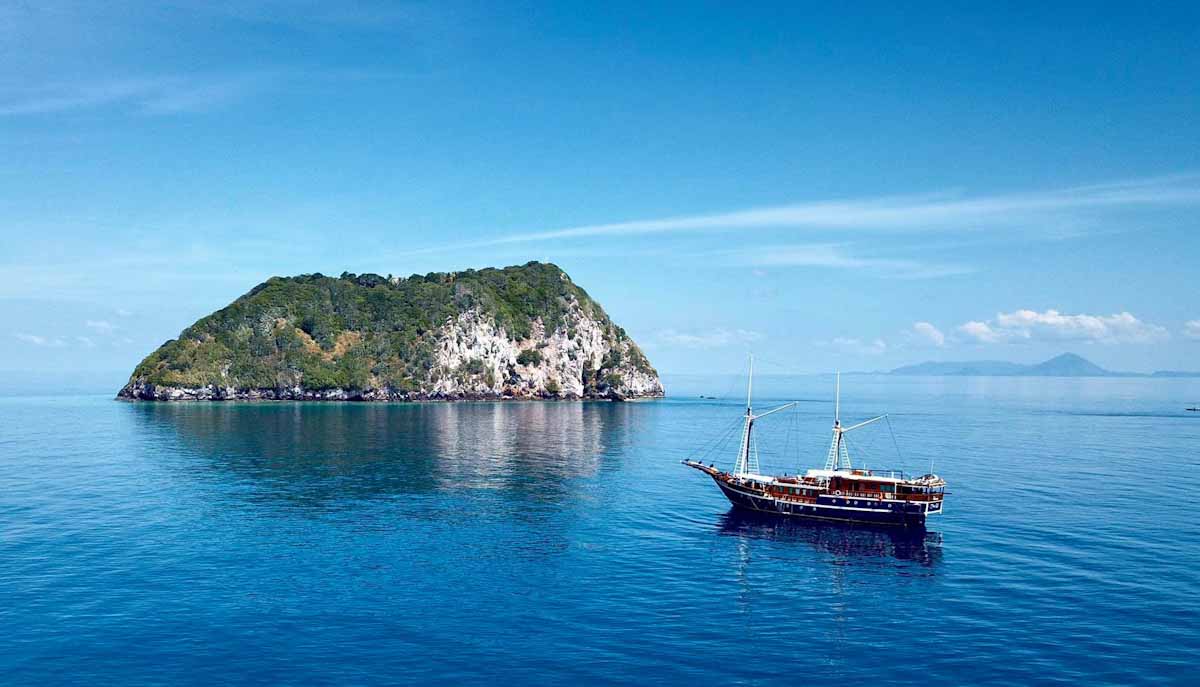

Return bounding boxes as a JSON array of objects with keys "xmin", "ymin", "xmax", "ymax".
[{"xmin": 118, "ymin": 262, "xmax": 663, "ymax": 402}]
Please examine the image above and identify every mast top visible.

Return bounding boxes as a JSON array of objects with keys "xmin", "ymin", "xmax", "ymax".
[
  {"xmin": 746, "ymin": 353, "xmax": 754, "ymax": 415},
  {"xmin": 834, "ymin": 371, "xmax": 841, "ymax": 426}
]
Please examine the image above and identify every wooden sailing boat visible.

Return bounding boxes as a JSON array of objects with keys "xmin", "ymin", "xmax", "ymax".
[{"xmin": 683, "ymin": 357, "xmax": 946, "ymax": 527}]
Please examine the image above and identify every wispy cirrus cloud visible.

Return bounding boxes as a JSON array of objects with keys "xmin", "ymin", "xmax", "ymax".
[
  {"xmin": 818, "ymin": 337, "xmax": 888, "ymax": 356},
  {"xmin": 958, "ymin": 309, "xmax": 1168, "ymax": 345},
  {"xmin": 184, "ymin": 0, "xmax": 432, "ymax": 30},
  {"xmin": 0, "ymin": 74, "xmax": 263, "ymax": 116},
  {"xmin": 410, "ymin": 173, "xmax": 1200, "ymax": 254},
  {"xmin": 654, "ymin": 328, "xmax": 763, "ymax": 349},
  {"xmin": 0, "ymin": 69, "xmax": 393, "ymax": 117},
  {"xmin": 85, "ymin": 319, "xmax": 117, "ymax": 335},
  {"xmin": 15, "ymin": 333, "xmax": 65, "ymax": 347},
  {"xmin": 378, "ymin": 173, "xmax": 1200, "ymax": 281},
  {"xmin": 728, "ymin": 243, "xmax": 972, "ymax": 280}
]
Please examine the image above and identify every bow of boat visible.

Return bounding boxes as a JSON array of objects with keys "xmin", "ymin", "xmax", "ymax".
[{"xmin": 682, "ymin": 459, "xmax": 722, "ymax": 477}]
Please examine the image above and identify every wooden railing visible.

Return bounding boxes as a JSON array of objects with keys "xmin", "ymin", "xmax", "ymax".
[{"xmin": 763, "ymin": 487, "xmax": 943, "ymax": 503}]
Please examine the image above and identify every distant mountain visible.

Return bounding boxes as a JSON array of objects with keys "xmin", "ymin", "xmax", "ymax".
[
  {"xmin": 891, "ymin": 352, "xmax": 1183, "ymax": 378},
  {"xmin": 1025, "ymin": 353, "xmax": 1120, "ymax": 377}
]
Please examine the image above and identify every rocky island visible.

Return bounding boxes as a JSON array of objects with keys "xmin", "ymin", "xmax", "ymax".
[{"xmin": 119, "ymin": 262, "xmax": 663, "ymax": 402}]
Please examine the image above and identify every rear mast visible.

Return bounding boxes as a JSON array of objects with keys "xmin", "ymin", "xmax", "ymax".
[{"xmin": 824, "ymin": 372, "xmax": 886, "ymax": 472}]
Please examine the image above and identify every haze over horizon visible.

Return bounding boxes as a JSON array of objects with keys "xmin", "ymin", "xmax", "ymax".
[{"xmin": 3, "ymin": 2, "xmax": 1199, "ymax": 376}]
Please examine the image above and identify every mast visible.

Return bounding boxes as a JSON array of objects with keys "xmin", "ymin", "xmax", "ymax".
[
  {"xmin": 746, "ymin": 354, "xmax": 754, "ymax": 412},
  {"xmin": 734, "ymin": 354, "xmax": 754, "ymax": 476},
  {"xmin": 825, "ymin": 371, "xmax": 847, "ymax": 471},
  {"xmin": 730, "ymin": 355, "xmax": 798, "ymax": 477},
  {"xmin": 824, "ymin": 372, "xmax": 886, "ymax": 472}
]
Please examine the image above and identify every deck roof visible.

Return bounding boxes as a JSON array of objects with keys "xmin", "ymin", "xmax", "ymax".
[{"xmin": 803, "ymin": 469, "xmax": 944, "ymax": 486}]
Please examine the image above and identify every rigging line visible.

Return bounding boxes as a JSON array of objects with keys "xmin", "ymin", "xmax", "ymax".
[
  {"xmin": 752, "ymin": 355, "xmax": 813, "ymax": 375},
  {"xmin": 789, "ymin": 403, "xmax": 801, "ymax": 471},
  {"xmin": 885, "ymin": 414, "xmax": 904, "ymax": 465},
  {"xmin": 794, "ymin": 406, "xmax": 807, "ymax": 474},
  {"xmin": 853, "ymin": 420, "xmax": 881, "ymax": 460},
  {"xmin": 689, "ymin": 415, "xmax": 730, "ymax": 459},
  {"xmin": 779, "ymin": 403, "xmax": 795, "ymax": 471},
  {"xmin": 695, "ymin": 415, "xmax": 744, "ymax": 464},
  {"xmin": 696, "ymin": 416, "xmax": 741, "ymax": 458},
  {"xmin": 713, "ymin": 369, "xmax": 746, "ymax": 402}
]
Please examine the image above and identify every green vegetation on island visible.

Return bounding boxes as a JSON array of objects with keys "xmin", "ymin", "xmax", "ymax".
[{"xmin": 121, "ymin": 262, "xmax": 660, "ymax": 400}]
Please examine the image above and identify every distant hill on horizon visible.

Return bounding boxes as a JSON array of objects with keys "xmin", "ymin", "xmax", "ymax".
[{"xmin": 890, "ymin": 352, "xmax": 1199, "ymax": 378}]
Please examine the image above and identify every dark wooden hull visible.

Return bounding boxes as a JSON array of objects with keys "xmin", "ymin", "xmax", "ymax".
[{"xmin": 712, "ymin": 475, "xmax": 934, "ymax": 527}]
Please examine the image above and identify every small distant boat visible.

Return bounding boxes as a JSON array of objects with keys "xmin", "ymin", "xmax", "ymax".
[
  {"xmin": 684, "ymin": 358, "xmax": 946, "ymax": 527},
  {"xmin": 1188, "ymin": 406, "xmax": 1199, "ymax": 412}
]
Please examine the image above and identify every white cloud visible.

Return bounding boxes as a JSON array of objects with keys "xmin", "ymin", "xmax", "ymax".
[
  {"xmin": 85, "ymin": 319, "xmax": 117, "ymax": 334},
  {"xmin": 820, "ymin": 337, "xmax": 888, "ymax": 355},
  {"xmin": 15, "ymin": 333, "xmax": 65, "ymax": 347},
  {"xmin": 1184, "ymin": 320, "xmax": 1200, "ymax": 340},
  {"xmin": 76, "ymin": 336, "xmax": 96, "ymax": 348},
  {"xmin": 958, "ymin": 320, "xmax": 1002, "ymax": 343},
  {"xmin": 958, "ymin": 309, "xmax": 1168, "ymax": 344},
  {"xmin": 655, "ymin": 328, "xmax": 763, "ymax": 349},
  {"xmin": 116, "ymin": 308, "xmax": 134, "ymax": 317},
  {"xmin": 912, "ymin": 321, "xmax": 946, "ymax": 347}
]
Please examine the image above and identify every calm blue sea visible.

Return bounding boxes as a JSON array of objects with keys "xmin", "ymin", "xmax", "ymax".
[{"xmin": 3, "ymin": 375, "xmax": 1198, "ymax": 685}]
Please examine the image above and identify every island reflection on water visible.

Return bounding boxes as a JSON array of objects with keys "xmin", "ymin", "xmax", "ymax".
[{"xmin": 128, "ymin": 400, "xmax": 636, "ymax": 505}]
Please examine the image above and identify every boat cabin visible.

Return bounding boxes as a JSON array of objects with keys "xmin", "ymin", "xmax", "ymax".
[{"xmin": 803, "ymin": 468, "xmax": 946, "ymax": 501}]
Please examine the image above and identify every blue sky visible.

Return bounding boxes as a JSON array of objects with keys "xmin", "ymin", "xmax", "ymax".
[{"xmin": 2, "ymin": 1, "xmax": 1199, "ymax": 377}]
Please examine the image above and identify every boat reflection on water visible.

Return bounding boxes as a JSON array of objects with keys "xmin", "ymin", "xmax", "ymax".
[{"xmin": 717, "ymin": 509, "xmax": 943, "ymax": 566}]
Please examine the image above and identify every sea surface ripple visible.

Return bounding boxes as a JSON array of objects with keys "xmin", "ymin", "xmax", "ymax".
[{"xmin": 2, "ymin": 376, "xmax": 1198, "ymax": 685}]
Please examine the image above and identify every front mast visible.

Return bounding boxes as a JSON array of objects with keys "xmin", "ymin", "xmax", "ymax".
[
  {"xmin": 734, "ymin": 355, "xmax": 754, "ymax": 476},
  {"xmin": 733, "ymin": 354, "xmax": 797, "ymax": 478}
]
